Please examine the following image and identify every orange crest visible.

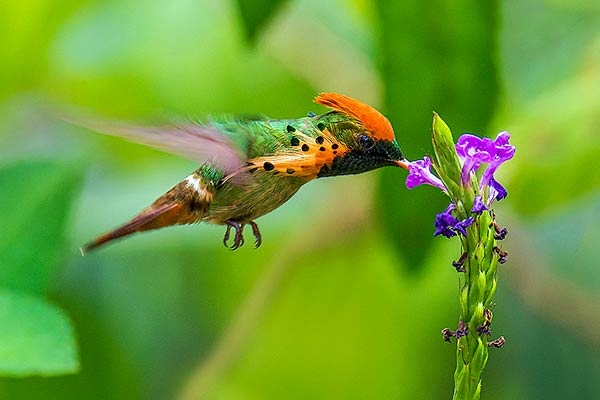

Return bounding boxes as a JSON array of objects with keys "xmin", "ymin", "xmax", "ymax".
[{"xmin": 314, "ymin": 93, "xmax": 395, "ymax": 142}]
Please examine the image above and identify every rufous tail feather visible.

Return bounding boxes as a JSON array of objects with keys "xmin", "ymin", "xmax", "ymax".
[{"xmin": 80, "ymin": 202, "xmax": 189, "ymax": 254}]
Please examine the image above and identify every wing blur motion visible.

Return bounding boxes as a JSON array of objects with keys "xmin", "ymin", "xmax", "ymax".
[{"xmin": 65, "ymin": 114, "xmax": 246, "ymax": 176}]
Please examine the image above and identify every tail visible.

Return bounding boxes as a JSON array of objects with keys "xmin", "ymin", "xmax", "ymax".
[{"xmin": 80, "ymin": 202, "xmax": 193, "ymax": 254}]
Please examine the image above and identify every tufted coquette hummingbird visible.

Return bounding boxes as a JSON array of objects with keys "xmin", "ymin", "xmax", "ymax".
[{"xmin": 81, "ymin": 93, "xmax": 409, "ymax": 253}]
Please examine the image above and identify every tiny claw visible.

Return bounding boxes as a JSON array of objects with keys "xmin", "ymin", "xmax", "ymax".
[
  {"xmin": 224, "ymin": 221, "xmax": 245, "ymax": 250},
  {"xmin": 249, "ymin": 221, "xmax": 262, "ymax": 248},
  {"xmin": 233, "ymin": 224, "xmax": 245, "ymax": 250},
  {"xmin": 223, "ymin": 224, "xmax": 232, "ymax": 248}
]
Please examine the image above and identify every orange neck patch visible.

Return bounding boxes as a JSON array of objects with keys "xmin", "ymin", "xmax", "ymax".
[{"xmin": 314, "ymin": 93, "xmax": 395, "ymax": 142}]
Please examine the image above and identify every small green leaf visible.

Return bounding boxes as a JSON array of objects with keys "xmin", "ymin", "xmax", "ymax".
[
  {"xmin": 235, "ymin": 0, "xmax": 289, "ymax": 42},
  {"xmin": 0, "ymin": 161, "xmax": 82, "ymax": 294},
  {"xmin": 0, "ymin": 290, "xmax": 79, "ymax": 376}
]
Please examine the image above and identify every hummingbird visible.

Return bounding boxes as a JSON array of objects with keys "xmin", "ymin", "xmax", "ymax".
[{"xmin": 81, "ymin": 93, "xmax": 409, "ymax": 253}]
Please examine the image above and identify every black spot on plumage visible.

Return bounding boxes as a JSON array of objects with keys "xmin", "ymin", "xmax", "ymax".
[
  {"xmin": 286, "ymin": 168, "xmax": 295, "ymax": 174},
  {"xmin": 302, "ymin": 144, "xmax": 309, "ymax": 151},
  {"xmin": 319, "ymin": 146, "xmax": 326, "ymax": 152},
  {"xmin": 333, "ymin": 151, "xmax": 337, "ymax": 155},
  {"xmin": 316, "ymin": 136, "xmax": 324, "ymax": 144},
  {"xmin": 317, "ymin": 123, "xmax": 326, "ymax": 131},
  {"xmin": 331, "ymin": 143, "xmax": 339, "ymax": 150},
  {"xmin": 286, "ymin": 125, "xmax": 296, "ymax": 133},
  {"xmin": 290, "ymin": 137, "xmax": 300, "ymax": 146},
  {"xmin": 263, "ymin": 162, "xmax": 275, "ymax": 171},
  {"xmin": 248, "ymin": 167, "xmax": 258, "ymax": 173}
]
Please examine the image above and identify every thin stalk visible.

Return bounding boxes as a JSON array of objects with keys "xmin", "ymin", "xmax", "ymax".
[{"xmin": 452, "ymin": 211, "xmax": 498, "ymax": 400}]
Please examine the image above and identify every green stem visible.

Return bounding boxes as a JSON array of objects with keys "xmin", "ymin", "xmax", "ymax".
[{"xmin": 452, "ymin": 210, "xmax": 498, "ymax": 400}]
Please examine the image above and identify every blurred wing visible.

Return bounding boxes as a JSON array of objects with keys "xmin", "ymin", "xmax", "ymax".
[{"xmin": 68, "ymin": 115, "xmax": 247, "ymax": 176}]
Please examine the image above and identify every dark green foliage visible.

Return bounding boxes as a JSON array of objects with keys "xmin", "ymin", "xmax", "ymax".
[
  {"xmin": 375, "ymin": 0, "xmax": 499, "ymax": 271},
  {"xmin": 0, "ymin": 161, "xmax": 82, "ymax": 294},
  {"xmin": 235, "ymin": 0, "xmax": 289, "ymax": 42},
  {"xmin": 0, "ymin": 161, "xmax": 82, "ymax": 376}
]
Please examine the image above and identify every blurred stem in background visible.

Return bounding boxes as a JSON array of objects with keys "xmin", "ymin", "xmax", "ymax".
[{"xmin": 179, "ymin": 183, "xmax": 370, "ymax": 400}]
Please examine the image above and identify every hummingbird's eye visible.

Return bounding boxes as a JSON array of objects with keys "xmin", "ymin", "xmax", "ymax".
[{"xmin": 358, "ymin": 134, "xmax": 375, "ymax": 151}]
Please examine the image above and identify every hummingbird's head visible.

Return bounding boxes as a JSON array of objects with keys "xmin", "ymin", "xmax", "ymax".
[{"xmin": 314, "ymin": 93, "xmax": 409, "ymax": 177}]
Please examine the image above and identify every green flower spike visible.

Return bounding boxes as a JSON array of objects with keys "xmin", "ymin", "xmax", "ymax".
[{"xmin": 404, "ymin": 113, "xmax": 515, "ymax": 400}]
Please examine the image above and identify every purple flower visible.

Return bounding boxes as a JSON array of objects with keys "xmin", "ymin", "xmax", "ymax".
[
  {"xmin": 455, "ymin": 131, "xmax": 515, "ymax": 206},
  {"xmin": 434, "ymin": 203, "xmax": 474, "ymax": 238},
  {"xmin": 403, "ymin": 128, "xmax": 515, "ymax": 238},
  {"xmin": 405, "ymin": 156, "xmax": 446, "ymax": 191},
  {"xmin": 455, "ymin": 131, "xmax": 515, "ymax": 187},
  {"xmin": 471, "ymin": 195, "xmax": 488, "ymax": 214},
  {"xmin": 434, "ymin": 204, "xmax": 459, "ymax": 238},
  {"xmin": 479, "ymin": 131, "xmax": 515, "ymax": 192}
]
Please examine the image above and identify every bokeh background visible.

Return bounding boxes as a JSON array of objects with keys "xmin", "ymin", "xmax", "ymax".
[{"xmin": 1, "ymin": 0, "xmax": 599, "ymax": 398}]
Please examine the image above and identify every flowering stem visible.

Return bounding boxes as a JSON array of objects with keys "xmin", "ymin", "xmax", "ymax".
[
  {"xmin": 413, "ymin": 113, "xmax": 514, "ymax": 400},
  {"xmin": 452, "ymin": 209, "xmax": 498, "ymax": 400}
]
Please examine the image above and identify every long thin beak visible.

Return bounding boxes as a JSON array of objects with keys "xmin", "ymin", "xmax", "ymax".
[{"xmin": 394, "ymin": 159, "xmax": 410, "ymax": 170}]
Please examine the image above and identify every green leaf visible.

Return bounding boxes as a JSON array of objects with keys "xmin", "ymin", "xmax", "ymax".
[
  {"xmin": 0, "ymin": 290, "xmax": 78, "ymax": 376},
  {"xmin": 431, "ymin": 112, "xmax": 462, "ymax": 200},
  {"xmin": 0, "ymin": 161, "xmax": 82, "ymax": 294},
  {"xmin": 234, "ymin": 0, "xmax": 289, "ymax": 42},
  {"xmin": 375, "ymin": 0, "xmax": 499, "ymax": 271}
]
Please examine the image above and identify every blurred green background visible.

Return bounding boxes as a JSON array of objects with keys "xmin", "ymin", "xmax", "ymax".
[{"xmin": 1, "ymin": 0, "xmax": 599, "ymax": 398}]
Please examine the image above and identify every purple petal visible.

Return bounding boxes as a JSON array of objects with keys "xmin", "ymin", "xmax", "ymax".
[
  {"xmin": 460, "ymin": 158, "xmax": 476, "ymax": 186},
  {"xmin": 433, "ymin": 203, "xmax": 474, "ymax": 238},
  {"xmin": 456, "ymin": 134, "xmax": 496, "ymax": 185},
  {"xmin": 434, "ymin": 203, "xmax": 458, "ymax": 238},
  {"xmin": 405, "ymin": 157, "xmax": 446, "ymax": 191},
  {"xmin": 489, "ymin": 177, "xmax": 507, "ymax": 201},
  {"xmin": 454, "ymin": 217, "xmax": 475, "ymax": 236},
  {"xmin": 434, "ymin": 223, "xmax": 457, "ymax": 238},
  {"xmin": 471, "ymin": 195, "xmax": 488, "ymax": 214},
  {"xmin": 494, "ymin": 131, "xmax": 513, "ymax": 152},
  {"xmin": 455, "ymin": 134, "xmax": 495, "ymax": 163},
  {"xmin": 479, "ymin": 131, "xmax": 516, "ymax": 191}
]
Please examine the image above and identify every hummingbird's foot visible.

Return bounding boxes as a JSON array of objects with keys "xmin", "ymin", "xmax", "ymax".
[
  {"xmin": 223, "ymin": 220, "xmax": 245, "ymax": 250},
  {"xmin": 248, "ymin": 221, "xmax": 262, "ymax": 248}
]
